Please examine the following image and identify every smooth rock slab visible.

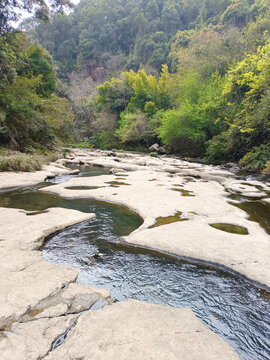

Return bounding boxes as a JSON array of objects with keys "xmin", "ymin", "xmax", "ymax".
[
  {"xmin": 44, "ymin": 300, "xmax": 239, "ymax": 360},
  {"xmin": 0, "ymin": 207, "xmax": 96, "ymax": 325},
  {"xmin": 0, "ymin": 315, "xmax": 77, "ymax": 360},
  {"xmin": 41, "ymin": 161, "xmax": 270, "ymax": 288},
  {"xmin": 0, "ymin": 163, "xmax": 77, "ymax": 190},
  {"xmin": 0, "ymin": 206, "xmax": 112, "ymax": 360}
]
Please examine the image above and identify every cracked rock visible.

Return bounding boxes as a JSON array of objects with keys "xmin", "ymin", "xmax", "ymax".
[
  {"xmin": 44, "ymin": 300, "xmax": 240, "ymax": 360},
  {"xmin": 20, "ymin": 283, "xmax": 110, "ymax": 322},
  {"xmin": 0, "ymin": 315, "xmax": 77, "ymax": 360}
]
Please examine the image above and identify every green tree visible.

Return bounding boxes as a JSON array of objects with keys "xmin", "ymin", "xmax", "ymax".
[
  {"xmin": 97, "ymin": 73, "xmax": 134, "ymax": 114},
  {"xmin": 116, "ymin": 111, "xmax": 149, "ymax": 144},
  {"xmin": 0, "ymin": 32, "xmax": 73, "ymax": 150},
  {"xmin": 0, "ymin": 0, "xmax": 73, "ymax": 35},
  {"xmin": 159, "ymin": 72, "xmax": 226, "ymax": 156},
  {"xmin": 26, "ymin": 45, "xmax": 56, "ymax": 97},
  {"xmin": 206, "ymin": 40, "xmax": 270, "ymax": 164},
  {"xmin": 224, "ymin": 40, "xmax": 270, "ymax": 138}
]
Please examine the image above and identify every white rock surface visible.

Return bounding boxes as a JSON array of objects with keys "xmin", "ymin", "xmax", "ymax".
[
  {"xmin": 0, "ymin": 206, "xmax": 112, "ymax": 360},
  {"xmin": 0, "ymin": 162, "xmax": 78, "ymax": 190},
  {"xmin": 42, "ymin": 149, "xmax": 270, "ymax": 288},
  {"xmin": 44, "ymin": 300, "xmax": 239, "ymax": 360},
  {"xmin": 0, "ymin": 315, "xmax": 77, "ymax": 360},
  {"xmin": 1, "ymin": 148, "xmax": 268, "ymax": 359}
]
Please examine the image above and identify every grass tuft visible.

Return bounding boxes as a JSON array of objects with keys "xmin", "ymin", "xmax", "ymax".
[{"xmin": 0, "ymin": 154, "xmax": 48, "ymax": 172}]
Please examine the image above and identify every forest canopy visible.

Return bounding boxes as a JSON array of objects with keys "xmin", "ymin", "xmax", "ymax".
[{"xmin": 1, "ymin": 0, "xmax": 270, "ymax": 171}]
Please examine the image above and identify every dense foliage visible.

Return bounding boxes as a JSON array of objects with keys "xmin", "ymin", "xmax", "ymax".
[
  {"xmin": 0, "ymin": 33, "xmax": 73, "ymax": 151},
  {"xmin": 33, "ymin": 0, "xmax": 263, "ymax": 79},
  {"xmin": 0, "ymin": 0, "xmax": 73, "ymax": 35},
  {"xmin": 2, "ymin": 0, "xmax": 270, "ymax": 172},
  {"xmin": 88, "ymin": 2, "xmax": 270, "ymax": 171}
]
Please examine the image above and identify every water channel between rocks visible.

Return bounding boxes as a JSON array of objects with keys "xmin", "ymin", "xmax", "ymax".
[{"xmin": 0, "ymin": 165, "xmax": 270, "ymax": 360}]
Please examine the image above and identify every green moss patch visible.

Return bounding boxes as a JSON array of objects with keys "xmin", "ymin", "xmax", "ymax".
[
  {"xmin": 210, "ymin": 223, "xmax": 248, "ymax": 235},
  {"xmin": 171, "ymin": 188, "xmax": 195, "ymax": 196},
  {"xmin": 149, "ymin": 211, "xmax": 189, "ymax": 229},
  {"xmin": 106, "ymin": 181, "xmax": 130, "ymax": 186},
  {"xmin": 65, "ymin": 186, "xmax": 102, "ymax": 190}
]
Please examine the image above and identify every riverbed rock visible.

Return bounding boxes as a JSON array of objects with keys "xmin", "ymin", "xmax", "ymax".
[
  {"xmin": 0, "ymin": 204, "xmax": 240, "ymax": 360},
  {"xmin": 40, "ymin": 149, "xmax": 270, "ymax": 288},
  {"xmin": 223, "ymin": 162, "xmax": 240, "ymax": 173},
  {"xmin": 0, "ymin": 204, "xmax": 114, "ymax": 359},
  {"xmin": 0, "ymin": 207, "xmax": 110, "ymax": 334},
  {"xmin": 0, "ymin": 163, "xmax": 78, "ymax": 190},
  {"xmin": 0, "ymin": 314, "xmax": 78, "ymax": 360},
  {"xmin": 149, "ymin": 143, "xmax": 160, "ymax": 152},
  {"xmin": 44, "ymin": 300, "xmax": 239, "ymax": 360},
  {"xmin": 0, "ymin": 148, "xmax": 267, "ymax": 360}
]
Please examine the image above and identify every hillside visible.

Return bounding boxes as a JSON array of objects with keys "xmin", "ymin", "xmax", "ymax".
[
  {"xmin": 1, "ymin": 0, "xmax": 269, "ymax": 173},
  {"xmin": 32, "ymin": 0, "xmax": 268, "ymax": 79}
]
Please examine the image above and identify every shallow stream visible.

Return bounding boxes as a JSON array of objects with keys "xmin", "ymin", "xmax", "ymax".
[{"xmin": 0, "ymin": 165, "xmax": 270, "ymax": 360}]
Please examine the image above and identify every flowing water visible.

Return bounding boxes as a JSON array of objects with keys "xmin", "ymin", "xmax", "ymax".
[{"xmin": 0, "ymin": 165, "xmax": 270, "ymax": 360}]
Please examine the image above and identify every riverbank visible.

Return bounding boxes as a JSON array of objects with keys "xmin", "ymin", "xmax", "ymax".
[{"xmin": 1, "ymin": 148, "xmax": 269, "ymax": 359}]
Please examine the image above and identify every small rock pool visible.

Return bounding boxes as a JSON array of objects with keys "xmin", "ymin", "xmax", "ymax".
[{"xmin": 0, "ymin": 165, "xmax": 270, "ymax": 360}]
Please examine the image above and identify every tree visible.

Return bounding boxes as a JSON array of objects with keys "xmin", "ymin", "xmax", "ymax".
[
  {"xmin": 219, "ymin": 0, "xmax": 258, "ymax": 27},
  {"xmin": 223, "ymin": 40, "xmax": 270, "ymax": 137},
  {"xmin": 145, "ymin": 0, "xmax": 160, "ymax": 21},
  {"xmin": 26, "ymin": 45, "xmax": 56, "ymax": 97},
  {"xmin": 32, "ymin": 0, "xmax": 254, "ymax": 78},
  {"xmin": 0, "ymin": 32, "xmax": 74, "ymax": 150},
  {"xmin": 97, "ymin": 73, "xmax": 134, "ymax": 115},
  {"xmin": 159, "ymin": 72, "xmax": 226, "ymax": 156},
  {"xmin": 67, "ymin": 69, "xmax": 99, "ymax": 141},
  {"xmin": 0, "ymin": 0, "xmax": 73, "ymax": 35},
  {"xmin": 206, "ymin": 40, "xmax": 270, "ymax": 164},
  {"xmin": 116, "ymin": 111, "xmax": 150, "ymax": 145},
  {"xmin": 171, "ymin": 28, "xmax": 243, "ymax": 79}
]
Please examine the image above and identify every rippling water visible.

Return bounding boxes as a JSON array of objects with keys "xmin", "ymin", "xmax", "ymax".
[
  {"xmin": 0, "ymin": 165, "xmax": 270, "ymax": 360},
  {"xmin": 42, "ymin": 209, "xmax": 270, "ymax": 360}
]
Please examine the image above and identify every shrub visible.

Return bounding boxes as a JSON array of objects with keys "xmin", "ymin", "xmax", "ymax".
[
  {"xmin": 159, "ymin": 106, "xmax": 206, "ymax": 157},
  {"xmin": 150, "ymin": 152, "xmax": 158, "ymax": 157},
  {"xmin": 116, "ymin": 111, "xmax": 148, "ymax": 144},
  {"xmin": 263, "ymin": 161, "xmax": 270, "ymax": 175},
  {"xmin": 91, "ymin": 131, "xmax": 119, "ymax": 150},
  {"xmin": 205, "ymin": 132, "xmax": 230, "ymax": 164},
  {"xmin": 62, "ymin": 148, "xmax": 71, "ymax": 158},
  {"xmin": 239, "ymin": 144, "xmax": 270, "ymax": 171},
  {"xmin": 205, "ymin": 127, "xmax": 250, "ymax": 164},
  {"xmin": 66, "ymin": 143, "xmax": 93, "ymax": 149}
]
